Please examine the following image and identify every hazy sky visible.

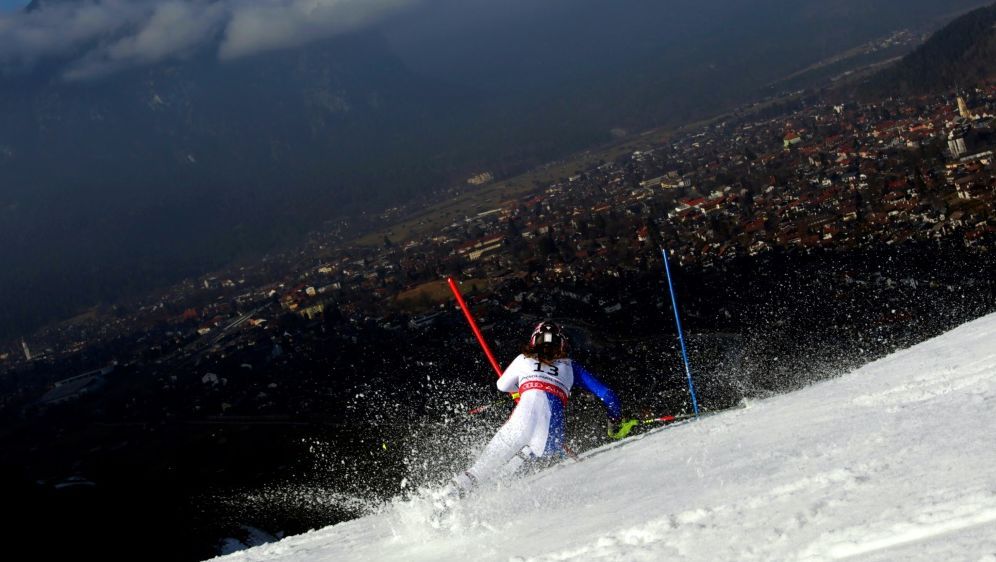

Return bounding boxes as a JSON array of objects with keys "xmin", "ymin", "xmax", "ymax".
[{"xmin": 0, "ymin": 0, "xmax": 27, "ymax": 12}]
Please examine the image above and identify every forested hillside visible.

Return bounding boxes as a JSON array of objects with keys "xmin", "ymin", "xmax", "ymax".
[{"xmin": 861, "ymin": 3, "xmax": 996, "ymax": 97}]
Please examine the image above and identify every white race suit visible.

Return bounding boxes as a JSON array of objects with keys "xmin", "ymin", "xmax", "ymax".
[{"xmin": 457, "ymin": 353, "xmax": 621, "ymax": 489}]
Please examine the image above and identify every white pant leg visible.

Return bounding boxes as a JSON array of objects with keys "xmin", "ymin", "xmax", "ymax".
[
  {"xmin": 526, "ymin": 397, "xmax": 554, "ymax": 455},
  {"xmin": 465, "ymin": 392, "xmax": 552, "ymax": 485}
]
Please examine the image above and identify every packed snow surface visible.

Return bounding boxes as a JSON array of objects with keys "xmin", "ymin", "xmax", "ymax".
[{"xmin": 213, "ymin": 313, "xmax": 996, "ymax": 561}]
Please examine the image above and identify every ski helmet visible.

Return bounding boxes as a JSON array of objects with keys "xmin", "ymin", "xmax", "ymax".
[{"xmin": 529, "ymin": 321, "xmax": 568, "ymax": 352}]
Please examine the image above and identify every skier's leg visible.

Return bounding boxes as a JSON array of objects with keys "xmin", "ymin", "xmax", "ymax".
[
  {"xmin": 493, "ymin": 446, "xmax": 535, "ymax": 480},
  {"xmin": 457, "ymin": 393, "xmax": 548, "ymax": 491},
  {"xmin": 461, "ymin": 412, "xmax": 532, "ymax": 486},
  {"xmin": 530, "ymin": 393, "xmax": 563, "ymax": 458},
  {"xmin": 494, "ymin": 395, "xmax": 563, "ymax": 480},
  {"xmin": 495, "ymin": 395, "xmax": 561, "ymax": 480}
]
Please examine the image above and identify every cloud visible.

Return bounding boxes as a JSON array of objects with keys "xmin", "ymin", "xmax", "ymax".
[
  {"xmin": 0, "ymin": 0, "xmax": 150, "ymax": 66},
  {"xmin": 220, "ymin": 0, "xmax": 411, "ymax": 60},
  {"xmin": 0, "ymin": 0, "xmax": 417, "ymax": 79},
  {"xmin": 64, "ymin": 1, "xmax": 228, "ymax": 79}
]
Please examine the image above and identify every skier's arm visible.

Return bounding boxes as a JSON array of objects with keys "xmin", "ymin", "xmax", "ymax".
[
  {"xmin": 572, "ymin": 361, "xmax": 622, "ymax": 421},
  {"xmin": 496, "ymin": 359, "xmax": 519, "ymax": 393}
]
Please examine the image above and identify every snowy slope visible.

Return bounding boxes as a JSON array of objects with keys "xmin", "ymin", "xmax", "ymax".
[{"xmin": 213, "ymin": 313, "xmax": 996, "ymax": 562}]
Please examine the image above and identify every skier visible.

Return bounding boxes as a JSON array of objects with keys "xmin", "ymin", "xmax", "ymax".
[{"xmin": 448, "ymin": 321, "xmax": 634, "ymax": 496}]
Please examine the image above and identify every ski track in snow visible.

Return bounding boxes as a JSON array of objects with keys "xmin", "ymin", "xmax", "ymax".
[{"xmin": 211, "ymin": 314, "xmax": 996, "ymax": 562}]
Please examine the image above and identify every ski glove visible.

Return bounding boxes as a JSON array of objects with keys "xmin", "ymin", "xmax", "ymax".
[{"xmin": 607, "ymin": 418, "xmax": 639, "ymax": 440}]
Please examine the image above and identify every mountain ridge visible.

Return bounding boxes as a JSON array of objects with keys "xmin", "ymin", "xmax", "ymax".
[{"xmin": 859, "ymin": 2, "xmax": 996, "ymax": 97}]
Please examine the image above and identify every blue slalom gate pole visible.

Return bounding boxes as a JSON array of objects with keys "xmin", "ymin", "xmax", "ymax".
[{"xmin": 661, "ymin": 248, "xmax": 700, "ymax": 417}]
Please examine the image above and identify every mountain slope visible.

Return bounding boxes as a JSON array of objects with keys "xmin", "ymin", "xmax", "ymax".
[
  {"xmin": 212, "ymin": 312, "xmax": 996, "ymax": 561},
  {"xmin": 0, "ymin": 29, "xmax": 468, "ymax": 336},
  {"xmin": 861, "ymin": 2, "xmax": 996, "ymax": 97},
  {"xmin": 1, "ymin": 0, "xmax": 993, "ymax": 337}
]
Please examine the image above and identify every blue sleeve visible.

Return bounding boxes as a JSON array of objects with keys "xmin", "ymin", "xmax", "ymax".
[{"xmin": 573, "ymin": 361, "xmax": 622, "ymax": 420}]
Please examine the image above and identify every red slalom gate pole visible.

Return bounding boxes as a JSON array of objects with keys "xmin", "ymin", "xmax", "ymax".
[{"xmin": 446, "ymin": 277, "xmax": 504, "ymax": 379}]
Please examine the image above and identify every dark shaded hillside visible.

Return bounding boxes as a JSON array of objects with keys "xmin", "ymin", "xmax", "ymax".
[
  {"xmin": 0, "ymin": 31, "xmax": 495, "ymax": 337},
  {"xmin": 860, "ymin": 2, "xmax": 996, "ymax": 97}
]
